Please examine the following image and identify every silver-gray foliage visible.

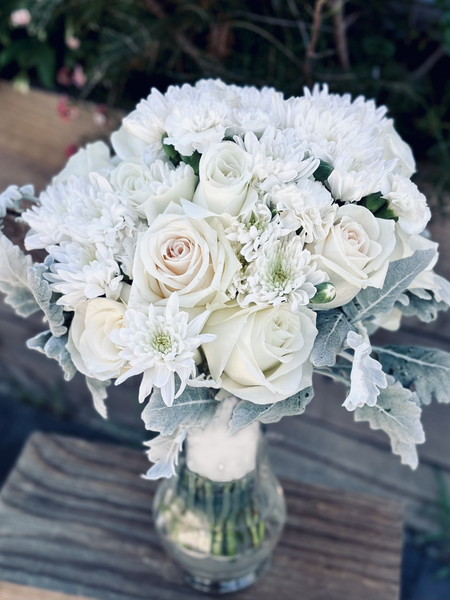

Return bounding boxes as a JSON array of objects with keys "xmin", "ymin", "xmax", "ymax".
[
  {"xmin": 355, "ymin": 383, "xmax": 425, "ymax": 469},
  {"xmin": 28, "ymin": 257, "xmax": 67, "ymax": 337},
  {"xmin": 375, "ymin": 345, "xmax": 450, "ymax": 405},
  {"xmin": 86, "ymin": 377, "xmax": 111, "ymax": 419},
  {"xmin": 396, "ymin": 292, "xmax": 448, "ymax": 323},
  {"xmin": 143, "ymin": 429, "xmax": 187, "ymax": 480},
  {"xmin": 142, "ymin": 386, "xmax": 218, "ymax": 436},
  {"xmin": 0, "ymin": 232, "xmax": 38, "ymax": 316},
  {"xmin": 311, "ymin": 310, "xmax": 353, "ymax": 367},
  {"xmin": 343, "ymin": 250, "xmax": 435, "ymax": 324},
  {"xmin": 228, "ymin": 387, "xmax": 314, "ymax": 435},
  {"xmin": 27, "ymin": 330, "xmax": 76, "ymax": 381}
]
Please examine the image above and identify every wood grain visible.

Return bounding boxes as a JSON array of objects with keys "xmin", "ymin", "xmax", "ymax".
[
  {"xmin": 0, "ymin": 433, "xmax": 403, "ymax": 600},
  {"xmin": 0, "ymin": 581, "xmax": 86, "ymax": 600}
]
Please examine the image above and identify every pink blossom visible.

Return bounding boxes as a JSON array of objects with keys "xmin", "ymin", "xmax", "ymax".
[
  {"xmin": 72, "ymin": 64, "xmax": 87, "ymax": 89},
  {"xmin": 11, "ymin": 8, "xmax": 31, "ymax": 27},
  {"xmin": 66, "ymin": 36, "xmax": 81, "ymax": 50}
]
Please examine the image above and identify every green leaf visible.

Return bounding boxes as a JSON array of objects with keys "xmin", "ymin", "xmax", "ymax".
[
  {"xmin": 228, "ymin": 387, "xmax": 314, "ymax": 435},
  {"xmin": 313, "ymin": 160, "xmax": 333, "ymax": 182},
  {"xmin": 142, "ymin": 385, "xmax": 218, "ymax": 435},
  {"xmin": 375, "ymin": 346, "xmax": 450, "ymax": 405},
  {"xmin": 35, "ymin": 44, "xmax": 56, "ymax": 89},
  {"xmin": 374, "ymin": 205, "xmax": 398, "ymax": 221},
  {"xmin": 27, "ymin": 330, "xmax": 77, "ymax": 382},
  {"xmin": 311, "ymin": 310, "xmax": 353, "ymax": 367},
  {"xmin": 27, "ymin": 257, "xmax": 67, "ymax": 338},
  {"xmin": 343, "ymin": 249, "xmax": 435, "ymax": 324},
  {"xmin": 143, "ymin": 429, "xmax": 187, "ymax": 480},
  {"xmin": 396, "ymin": 291, "xmax": 449, "ymax": 323},
  {"xmin": 86, "ymin": 377, "xmax": 111, "ymax": 419},
  {"xmin": 360, "ymin": 192, "xmax": 386, "ymax": 214},
  {"xmin": 355, "ymin": 383, "xmax": 425, "ymax": 469},
  {"xmin": 0, "ymin": 232, "xmax": 38, "ymax": 317}
]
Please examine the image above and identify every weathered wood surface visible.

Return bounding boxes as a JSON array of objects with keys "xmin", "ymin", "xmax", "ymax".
[
  {"xmin": 0, "ymin": 80, "xmax": 450, "ymax": 532},
  {"xmin": 0, "ymin": 433, "xmax": 403, "ymax": 600}
]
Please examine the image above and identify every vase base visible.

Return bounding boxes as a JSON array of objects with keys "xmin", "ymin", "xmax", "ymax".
[{"xmin": 183, "ymin": 557, "xmax": 271, "ymax": 595}]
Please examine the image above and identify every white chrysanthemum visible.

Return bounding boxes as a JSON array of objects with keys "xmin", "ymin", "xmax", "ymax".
[
  {"xmin": 23, "ymin": 174, "xmax": 136, "ymax": 251},
  {"xmin": 236, "ymin": 128, "xmax": 319, "ymax": 192},
  {"xmin": 241, "ymin": 235, "xmax": 328, "ymax": 311},
  {"xmin": 0, "ymin": 184, "xmax": 33, "ymax": 218},
  {"xmin": 110, "ymin": 293, "xmax": 216, "ymax": 406},
  {"xmin": 272, "ymin": 180, "xmax": 337, "ymax": 242},
  {"xmin": 45, "ymin": 242, "xmax": 123, "ymax": 309},
  {"xmin": 123, "ymin": 82, "xmax": 232, "ymax": 159},
  {"xmin": 383, "ymin": 174, "xmax": 431, "ymax": 235},
  {"xmin": 283, "ymin": 84, "xmax": 399, "ymax": 202},
  {"xmin": 225, "ymin": 204, "xmax": 288, "ymax": 262},
  {"xmin": 122, "ymin": 88, "xmax": 170, "ymax": 161},
  {"xmin": 227, "ymin": 86, "xmax": 284, "ymax": 137},
  {"xmin": 109, "ymin": 158, "xmax": 196, "ymax": 219}
]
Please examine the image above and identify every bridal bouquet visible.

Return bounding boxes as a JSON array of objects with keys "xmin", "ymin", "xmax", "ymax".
[{"xmin": 1, "ymin": 80, "xmax": 450, "ymax": 476}]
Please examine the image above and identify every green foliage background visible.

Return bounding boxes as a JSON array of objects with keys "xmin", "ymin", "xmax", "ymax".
[{"xmin": 0, "ymin": 0, "xmax": 449, "ymax": 186}]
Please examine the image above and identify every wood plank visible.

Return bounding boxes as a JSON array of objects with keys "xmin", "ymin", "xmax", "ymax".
[
  {"xmin": 0, "ymin": 80, "xmax": 123, "ymax": 189},
  {"xmin": 0, "ymin": 432, "xmax": 403, "ymax": 600},
  {"xmin": 0, "ymin": 581, "xmax": 86, "ymax": 600}
]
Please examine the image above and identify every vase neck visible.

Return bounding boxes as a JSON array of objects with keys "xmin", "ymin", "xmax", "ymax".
[{"xmin": 185, "ymin": 395, "xmax": 261, "ymax": 482}]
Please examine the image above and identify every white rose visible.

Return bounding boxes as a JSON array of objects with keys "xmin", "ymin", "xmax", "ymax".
[
  {"xmin": 383, "ymin": 174, "xmax": 430, "ymax": 235},
  {"xmin": 378, "ymin": 121, "xmax": 416, "ymax": 178},
  {"xmin": 202, "ymin": 303, "xmax": 317, "ymax": 403},
  {"xmin": 129, "ymin": 207, "xmax": 240, "ymax": 309},
  {"xmin": 309, "ymin": 204, "xmax": 396, "ymax": 308},
  {"xmin": 67, "ymin": 297, "xmax": 127, "ymax": 381},
  {"xmin": 189, "ymin": 141, "xmax": 258, "ymax": 218},
  {"xmin": 53, "ymin": 142, "xmax": 113, "ymax": 184},
  {"xmin": 109, "ymin": 158, "xmax": 197, "ymax": 221},
  {"xmin": 111, "ymin": 125, "xmax": 149, "ymax": 160}
]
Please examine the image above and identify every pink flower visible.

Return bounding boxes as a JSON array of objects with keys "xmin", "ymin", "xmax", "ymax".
[
  {"xmin": 72, "ymin": 64, "xmax": 87, "ymax": 89},
  {"xmin": 11, "ymin": 8, "xmax": 31, "ymax": 27},
  {"xmin": 66, "ymin": 36, "xmax": 81, "ymax": 50},
  {"xmin": 56, "ymin": 96, "xmax": 79, "ymax": 122},
  {"xmin": 57, "ymin": 67, "xmax": 72, "ymax": 87}
]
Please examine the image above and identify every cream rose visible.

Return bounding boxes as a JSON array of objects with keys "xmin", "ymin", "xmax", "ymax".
[
  {"xmin": 129, "ymin": 207, "xmax": 240, "ymax": 309},
  {"xmin": 190, "ymin": 141, "xmax": 258, "ymax": 218},
  {"xmin": 309, "ymin": 204, "xmax": 396, "ymax": 309},
  {"xmin": 109, "ymin": 158, "xmax": 197, "ymax": 221},
  {"xmin": 67, "ymin": 297, "xmax": 127, "ymax": 381},
  {"xmin": 202, "ymin": 303, "xmax": 317, "ymax": 403}
]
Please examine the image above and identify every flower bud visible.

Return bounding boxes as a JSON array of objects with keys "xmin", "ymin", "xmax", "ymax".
[
  {"xmin": 310, "ymin": 282, "xmax": 336, "ymax": 304},
  {"xmin": 313, "ymin": 160, "xmax": 334, "ymax": 182}
]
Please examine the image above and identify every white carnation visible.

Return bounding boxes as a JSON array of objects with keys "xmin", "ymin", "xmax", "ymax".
[
  {"xmin": 109, "ymin": 158, "xmax": 197, "ymax": 220},
  {"xmin": 272, "ymin": 180, "xmax": 337, "ymax": 242},
  {"xmin": 383, "ymin": 174, "xmax": 430, "ymax": 235}
]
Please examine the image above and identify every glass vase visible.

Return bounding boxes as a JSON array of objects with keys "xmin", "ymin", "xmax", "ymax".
[{"xmin": 153, "ymin": 396, "xmax": 286, "ymax": 594}]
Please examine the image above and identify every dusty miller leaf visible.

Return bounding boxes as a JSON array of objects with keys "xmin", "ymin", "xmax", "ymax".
[
  {"xmin": 311, "ymin": 310, "xmax": 353, "ymax": 367},
  {"xmin": 143, "ymin": 429, "xmax": 187, "ymax": 480},
  {"xmin": 343, "ymin": 332, "xmax": 387, "ymax": 411},
  {"xmin": 355, "ymin": 382, "xmax": 425, "ymax": 469},
  {"xmin": 228, "ymin": 387, "xmax": 314, "ymax": 435},
  {"xmin": 28, "ymin": 257, "xmax": 67, "ymax": 337},
  {"xmin": 396, "ymin": 291, "xmax": 448, "ymax": 323},
  {"xmin": 142, "ymin": 385, "xmax": 218, "ymax": 436},
  {"xmin": 0, "ymin": 232, "xmax": 38, "ymax": 316},
  {"xmin": 86, "ymin": 377, "xmax": 111, "ymax": 419},
  {"xmin": 343, "ymin": 250, "xmax": 435, "ymax": 324},
  {"xmin": 375, "ymin": 345, "xmax": 450, "ymax": 405},
  {"xmin": 27, "ymin": 330, "xmax": 76, "ymax": 381}
]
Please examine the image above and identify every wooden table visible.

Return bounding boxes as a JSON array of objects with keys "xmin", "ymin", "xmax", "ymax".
[{"xmin": 0, "ymin": 433, "xmax": 403, "ymax": 600}]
